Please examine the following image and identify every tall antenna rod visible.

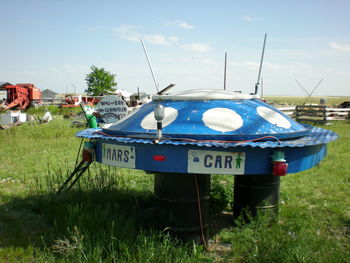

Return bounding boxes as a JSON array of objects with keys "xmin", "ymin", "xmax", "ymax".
[
  {"xmin": 254, "ymin": 33, "xmax": 267, "ymax": 95},
  {"xmin": 224, "ymin": 52, "xmax": 227, "ymax": 90},
  {"xmin": 295, "ymin": 78, "xmax": 310, "ymax": 96},
  {"xmin": 140, "ymin": 38, "xmax": 159, "ymax": 93},
  {"xmin": 303, "ymin": 78, "xmax": 324, "ymax": 104},
  {"xmin": 308, "ymin": 78, "xmax": 323, "ymax": 98}
]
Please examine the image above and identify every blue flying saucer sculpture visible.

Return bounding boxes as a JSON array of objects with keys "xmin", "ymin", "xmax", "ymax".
[
  {"xmin": 75, "ymin": 89, "xmax": 337, "ymax": 243},
  {"xmin": 78, "ymin": 89, "xmax": 336, "ymax": 175}
]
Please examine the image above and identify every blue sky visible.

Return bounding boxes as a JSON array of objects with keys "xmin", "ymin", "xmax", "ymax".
[{"xmin": 1, "ymin": 0, "xmax": 350, "ymax": 96}]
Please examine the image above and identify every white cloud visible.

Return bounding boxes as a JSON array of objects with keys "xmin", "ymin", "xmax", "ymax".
[
  {"xmin": 168, "ymin": 36, "xmax": 179, "ymax": 43},
  {"xmin": 243, "ymin": 61, "xmax": 259, "ymax": 70},
  {"xmin": 113, "ymin": 25, "xmax": 140, "ymax": 42},
  {"xmin": 144, "ymin": 34, "xmax": 178, "ymax": 45},
  {"xmin": 113, "ymin": 25, "xmax": 178, "ymax": 46},
  {"xmin": 329, "ymin": 42, "xmax": 350, "ymax": 52},
  {"xmin": 178, "ymin": 22, "xmax": 194, "ymax": 30},
  {"xmin": 230, "ymin": 61, "xmax": 310, "ymax": 74},
  {"xmin": 200, "ymin": 58, "xmax": 215, "ymax": 64},
  {"xmin": 181, "ymin": 43, "xmax": 212, "ymax": 52},
  {"xmin": 242, "ymin": 15, "xmax": 261, "ymax": 22},
  {"xmin": 240, "ymin": 61, "xmax": 282, "ymax": 72},
  {"xmin": 166, "ymin": 20, "xmax": 194, "ymax": 29}
]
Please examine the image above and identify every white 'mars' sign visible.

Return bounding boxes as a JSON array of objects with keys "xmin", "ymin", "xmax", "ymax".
[
  {"xmin": 96, "ymin": 95, "xmax": 128, "ymax": 123},
  {"xmin": 102, "ymin": 144, "xmax": 135, "ymax": 168},
  {"xmin": 188, "ymin": 150, "xmax": 245, "ymax": 174}
]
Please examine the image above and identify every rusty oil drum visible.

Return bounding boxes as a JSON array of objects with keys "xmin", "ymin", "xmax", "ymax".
[
  {"xmin": 233, "ymin": 175, "xmax": 280, "ymax": 222},
  {"xmin": 154, "ymin": 173, "xmax": 210, "ymax": 243}
]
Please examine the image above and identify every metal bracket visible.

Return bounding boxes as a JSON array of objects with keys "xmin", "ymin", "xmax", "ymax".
[{"xmin": 56, "ymin": 160, "xmax": 92, "ymax": 194}]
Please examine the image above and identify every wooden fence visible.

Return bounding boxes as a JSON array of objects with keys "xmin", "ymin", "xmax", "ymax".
[
  {"xmin": 276, "ymin": 105, "xmax": 350, "ymax": 124},
  {"xmin": 276, "ymin": 107, "xmax": 295, "ymax": 117}
]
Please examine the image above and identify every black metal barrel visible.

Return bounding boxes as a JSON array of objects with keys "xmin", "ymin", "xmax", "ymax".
[
  {"xmin": 233, "ymin": 175, "xmax": 280, "ymax": 222},
  {"xmin": 154, "ymin": 173, "xmax": 210, "ymax": 243}
]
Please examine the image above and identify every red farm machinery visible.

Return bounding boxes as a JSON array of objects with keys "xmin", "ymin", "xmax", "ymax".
[{"xmin": 1, "ymin": 83, "xmax": 42, "ymax": 110}]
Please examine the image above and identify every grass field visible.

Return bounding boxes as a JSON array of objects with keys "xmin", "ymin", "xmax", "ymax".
[
  {"xmin": 265, "ymin": 96, "xmax": 350, "ymax": 107},
  {"xmin": 0, "ymin": 104, "xmax": 349, "ymax": 262}
]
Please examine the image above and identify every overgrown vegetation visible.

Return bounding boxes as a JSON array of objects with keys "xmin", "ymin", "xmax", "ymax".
[
  {"xmin": 0, "ymin": 105, "xmax": 349, "ymax": 262},
  {"xmin": 26, "ymin": 105, "xmax": 81, "ymax": 116}
]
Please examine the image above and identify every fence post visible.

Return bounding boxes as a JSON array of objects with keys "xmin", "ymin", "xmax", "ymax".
[
  {"xmin": 322, "ymin": 106, "xmax": 326, "ymax": 125},
  {"xmin": 296, "ymin": 106, "xmax": 300, "ymax": 122}
]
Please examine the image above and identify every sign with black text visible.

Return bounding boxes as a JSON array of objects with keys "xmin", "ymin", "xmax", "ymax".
[
  {"xmin": 187, "ymin": 150, "xmax": 245, "ymax": 174},
  {"xmin": 96, "ymin": 95, "xmax": 128, "ymax": 123},
  {"xmin": 101, "ymin": 143, "xmax": 135, "ymax": 168}
]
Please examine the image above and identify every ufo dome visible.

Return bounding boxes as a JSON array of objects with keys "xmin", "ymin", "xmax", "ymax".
[{"xmin": 103, "ymin": 89, "xmax": 310, "ymax": 141}]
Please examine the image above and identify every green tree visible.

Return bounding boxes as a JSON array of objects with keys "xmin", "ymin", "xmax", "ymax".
[{"xmin": 85, "ymin": 66, "xmax": 117, "ymax": 96}]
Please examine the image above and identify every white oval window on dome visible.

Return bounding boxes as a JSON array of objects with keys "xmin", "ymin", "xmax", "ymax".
[
  {"xmin": 256, "ymin": 106, "xmax": 291, "ymax": 129},
  {"xmin": 141, "ymin": 107, "xmax": 178, "ymax": 130},
  {"xmin": 202, "ymin": 108, "xmax": 243, "ymax": 132}
]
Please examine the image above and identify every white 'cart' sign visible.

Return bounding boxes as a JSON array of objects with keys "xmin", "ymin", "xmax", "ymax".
[{"xmin": 96, "ymin": 95, "xmax": 128, "ymax": 123}]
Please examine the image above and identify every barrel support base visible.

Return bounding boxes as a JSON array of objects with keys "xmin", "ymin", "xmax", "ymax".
[
  {"xmin": 233, "ymin": 175, "xmax": 280, "ymax": 224},
  {"xmin": 154, "ymin": 173, "xmax": 210, "ymax": 244}
]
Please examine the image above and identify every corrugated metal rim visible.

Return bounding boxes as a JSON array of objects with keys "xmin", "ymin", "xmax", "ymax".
[{"xmin": 76, "ymin": 126, "xmax": 338, "ymax": 149}]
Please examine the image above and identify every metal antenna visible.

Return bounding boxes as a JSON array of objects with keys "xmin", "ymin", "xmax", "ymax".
[
  {"xmin": 140, "ymin": 38, "xmax": 159, "ymax": 93},
  {"xmin": 158, "ymin": 83, "xmax": 176, "ymax": 95},
  {"xmin": 71, "ymin": 84, "xmax": 76, "ymax": 95},
  {"xmin": 224, "ymin": 52, "xmax": 227, "ymax": 90},
  {"xmin": 253, "ymin": 33, "xmax": 267, "ymax": 95},
  {"xmin": 308, "ymin": 78, "xmax": 323, "ymax": 98},
  {"xmin": 303, "ymin": 78, "xmax": 324, "ymax": 104},
  {"xmin": 295, "ymin": 78, "xmax": 310, "ymax": 96}
]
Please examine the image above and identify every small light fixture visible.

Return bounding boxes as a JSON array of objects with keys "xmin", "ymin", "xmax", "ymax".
[
  {"xmin": 82, "ymin": 142, "xmax": 95, "ymax": 162},
  {"xmin": 154, "ymin": 104, "xmax": 164, "ymax": 121},
  {"xmin": 153, "ymin": 155, "xmax": 167, "ymax": 162},
  {"xmin": 154, "ymin": 104, "xmax": 164, "ymax": 140},
  {"xmin": 271, "ymin": 151, "xmax": 288, "ymax": 176},
  {"xmin": 273, "ymin": 161, "xmax": 288, "ymax": 176}
]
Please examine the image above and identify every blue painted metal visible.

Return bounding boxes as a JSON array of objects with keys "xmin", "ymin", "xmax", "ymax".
[
  {"xmin": 77, "ymin": 126, "xmax": 337, "ymax": 175},
  {"xmin": 77, "ymin": 125, "xmax": 337, "ymax": 149},
  {"xmin": 104, "ymin": 98, "xmax": 309, "ymax": 140}
]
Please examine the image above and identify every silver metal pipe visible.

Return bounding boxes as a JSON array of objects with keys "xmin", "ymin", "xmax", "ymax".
[
  {"xmin": 140, "ymin": 38, "xmax": 159, "ymax": 93},
  {"xmin": 224, "ymin": 52, "xmax": 227, "ymax": 90},
  {"xmin": 254, "ymin": 33, "xmax": 267, "ymax": 95}
]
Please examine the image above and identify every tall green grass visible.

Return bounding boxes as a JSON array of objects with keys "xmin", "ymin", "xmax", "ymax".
[
  {"xmin": 0, "ymin": 120, "xmax": 212, "ymax": 262},
  {"xmin": 25, "ymin": 105, "xmax": 81, "ymax": 116},
  {"xmin": 0, "ymin": 117, "xmax": 349, "ymax": 262}
]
